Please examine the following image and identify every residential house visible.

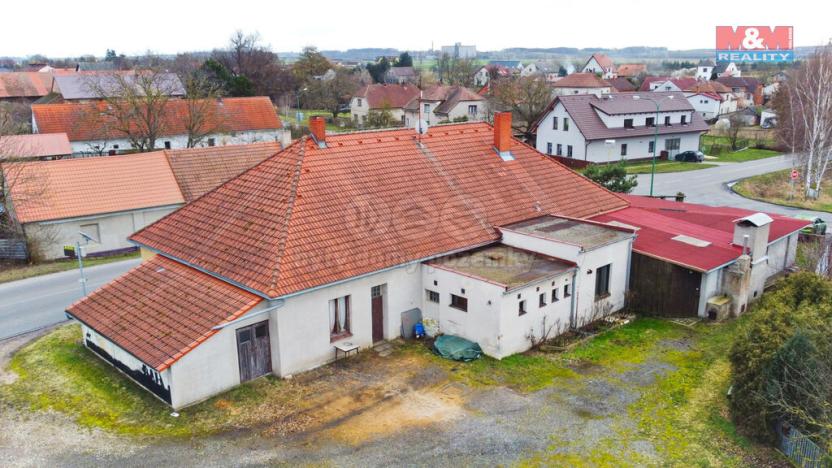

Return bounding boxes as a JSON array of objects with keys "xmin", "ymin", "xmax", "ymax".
[
  {"xmin": 582, "ymin": 53, "xmax": 616, "ymax": 79},
  {"xmin": 684, "ymin": 81, "xmax": 737, "ymax": 120},
  {"xmin": 474, "ymin": 65, "xmax": 512, "ymax": 86},
  {"xmin": 550, "ymin": 73, "xmax": 612, "ymax": 97},
  {"xmin": 695, "ymin": 59, "xmax": 716, "ymax": 80},
  {"xmin": 639, "ymin": 77, "xmax": 698, "ymax": 92},
  {"xmin": 520, "ymin": 62, "xmax": 539, "ymax": 77},
  {"xmin": 2, "ymin": 142, "xmax": 282, "ymax": 259},
  {"xmin": 0, "ymin": 71, "xmax": 55, "ymax": 104},
  {"xmin": 607, "ymin": 77, "xmax": 637, "ymax": 93},
  {"xmin": 488, "ymin": 60, "xmax": 524, "ymax": 72},
  {"xmin": 30, "ymin": 96, "xmax": 288, "ymax": 155},
  {"xmin": 66, "ymin": 115, "xmax": 634, "ymax": 408},
  {"xmin": 715, "ymin": 76, "xmax": 762, "ymax": 108},
  {"xmin": 349, "ymin": 84, "xmax": 420, "ymax": 126},
  {"xmin": 616, "ymin": 64, "xmax": 647, "ymax": 79},
  {"xmin": 532, "ymin": 91, "xmax": 708, "ymax": 163},
  {"xmin": 0, "ymin": 133, "xmax": 71, "ymax": 160},
  {"xmin": 592, "ymin": 196, "xmax": 807, "ymax": 318},
  {"xmin": 713, "ymin": 62, "xmax": 741, "ymax": 78},
  {"xmin": 402, "ymin": 85, "xmax": 486, "ymax": 128},
  {"xmin": 384, "ymin": 67, "xmax": 418, "ymax": 84}
]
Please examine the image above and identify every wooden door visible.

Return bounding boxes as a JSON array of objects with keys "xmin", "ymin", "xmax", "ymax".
[
  {"xmin": 236, "ymin": 321, "xmax": 272, "ymax": 382},
  {"xmin": 371, "ymin": 285, "xmax": 384, "ymax": 343}
]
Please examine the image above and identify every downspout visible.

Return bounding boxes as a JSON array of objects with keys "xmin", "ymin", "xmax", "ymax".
[
  {"xmin": 569, "ymin": 269, "xmax": 578, "ymax": 329},
  {"xmin": 624, "ymin": 237, "xmax": 633, "ymax": 308}
]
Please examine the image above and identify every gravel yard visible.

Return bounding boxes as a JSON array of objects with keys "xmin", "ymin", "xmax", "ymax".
[{"xmin": 0, "ymin": 318, "xmax": 786, "ymax": 467}]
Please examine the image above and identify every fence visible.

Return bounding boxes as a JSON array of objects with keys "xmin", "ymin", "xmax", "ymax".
[
  {"xmin": 777, "ymin": 422, "xmax": 830, "ymax": 468},
  {"xmin": 0, "ymin": 238, "xmax": 27, "ymax": 260}
]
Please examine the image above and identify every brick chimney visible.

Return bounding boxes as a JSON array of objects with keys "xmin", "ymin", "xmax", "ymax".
[
  {"xmin": 493, "ymin": 112, "xmax": 514, "ymax": 160},
  {"xmin": 309, "ymin": 116, "xmax": 326, "ymax": 148}
]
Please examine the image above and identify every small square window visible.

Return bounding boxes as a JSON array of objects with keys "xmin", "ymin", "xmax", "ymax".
[
  {"xmin": 450, "ymin": 294, "xmax": 467, "ymax": 312},
  {"xmin": 207, "ymin": 138, "xmax": 216, "ymax": 147},
  {"xmin": 164, "ymin": 141, "xmax": 171, "ymax": 149},
  {"xmin": 433, "ymin": 280, "xmax": 438, "ymax": 286},
  {"xmin": 460, "ymin": 288, "xmax": 465, "ymax": 294},
  {"xmin": 624, "ymin": 118, "xmax": 633, "ymax": 129},
  {"xmin": 426, "ymin": 290, "xmax": 440, "ymax": 303},
  {"xmin": 518, "ymin": 300, "xmax": 527, "ymax": 316}
]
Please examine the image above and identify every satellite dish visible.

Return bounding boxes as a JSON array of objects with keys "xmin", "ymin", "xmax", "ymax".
[{"xmin": 417, "ymin": 120, "xmax": 429, "ymax": 135}]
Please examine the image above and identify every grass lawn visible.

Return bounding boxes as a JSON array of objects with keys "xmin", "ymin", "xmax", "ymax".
[
  {"xmin": 0, "ymin": 251, "xmax": 140, "ymax": 285},
  {"xmin": 624, "ymin": 160, "xmax": 717, "ymax": 174},
  {"xmin": 733, "ymin": 169, "xmax": 832, "ymax": 213},
  {"xmin": 0, "ymin": 316, "xmax": 780, "ymax": 464},
  {"xmin": 712, "ymin": 147, "xmax": 781, "ymax": 163}
]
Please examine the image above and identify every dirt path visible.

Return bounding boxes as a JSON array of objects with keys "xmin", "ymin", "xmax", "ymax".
[{"xmin": 0, "ymin": 328, "xmax": 755, "ymax": 467}]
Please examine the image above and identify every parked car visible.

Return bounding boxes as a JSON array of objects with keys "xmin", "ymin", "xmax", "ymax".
[{"xmin": 675, "ymin": 150, "xmax": 705, "ymax": 162}]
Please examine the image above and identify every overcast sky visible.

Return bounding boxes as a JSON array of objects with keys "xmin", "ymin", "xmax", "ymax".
[{"xmin": 0, "ymin": 0, "xmax": 827, "ymax": 58}]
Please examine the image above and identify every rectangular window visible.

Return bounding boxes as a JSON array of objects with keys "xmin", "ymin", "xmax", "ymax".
[
  {"xmin": 646, "ymin": 117, "xmax": 655, "ymax": 127},
  {"xmin": 207, "ymin": 138, "xmax": 215, "ymax": 147},
  {"xmin": 546, "ymin": 142, "xmax": 552, "ymax": 155},
  {"xmin": 329, "ymin": 295, "xmax": 352, "ymax": 338},
  {"xmin": 357, "ymin": 98, "xmax": 362, "ymax": 107},
  {"xmin": 552, "ymin": 116, "xmax": 558, "ymax": 130},
  {"xmin": 648, "ymin": 140, "xmax": 655, "ymax": 154},
  {"xmin": 80, "ymin": 223, "xmax": 100, "ymax": 242},
  {"xmin": 564, "ymin": 284, "xmax": 571, "ymax": 297},
  {"xmin": 424, "ymin": 103, "xmax": 430, "ymax": 113},
  {"xmin": 567, "ymin": 145, "xmax": 573, "ymax": 157},
  {"xmin": 468, "ymin": 104, "xmax": 477, "ymax": 115},
  {"xmin": 563, "ymin": 118, "xmax": 570, "ymax": 131},
  {"xmin": 681, "ymin": 115, "xmax": 687, "ymax": 125},
  {"xmin": 556, "ymin": 144, "xmax": 562, "ymax": 156},
  {"xmin": 595, "ymin": 264, "xmax": 612, "ymax": 298},
  {"xmin": 539, "ymin": 293, "xmax": 546, "ymax": 307},
  {"xmin": 665, "ymin": 138, "xmax": 681, "ymax": 151},
  {"xmin": 620, "ymin": 144, "xmax": 627, "ymax": 156},
  {"xmin": 518, "ymin": 300, "xmax": 527, "ymax": 316},
  {"xmin": 551, "ymin": 289, "xmax": 559, "ymax": 302},
  {"xmin": 624, "ymin": 118, "xmax": 633, "ymax": 129},
  {"xmin": 426, "ymin": 290, "xmax": 439, "ymax": 303},
  {"xmin": 450, "ymin": 294, "xmax": 468, "ymax": 312},
  {"xmin": 164, "ymin": 141, "xmax": 171, "ymax": 149},
  {"xmin": 664, "ymin": 116, "xmax": 671, "ymax": 126}
]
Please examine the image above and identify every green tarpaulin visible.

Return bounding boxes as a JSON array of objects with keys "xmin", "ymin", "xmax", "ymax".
[{"xmin": 433, "ymin": 335, "xmax": 483, "ymax": 362}]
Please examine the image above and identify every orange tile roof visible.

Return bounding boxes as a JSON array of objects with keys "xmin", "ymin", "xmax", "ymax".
[
  {"xmin": 166, "ymin": 142, "xmax": 281, "ymax": 202},
  {"xmin": 5, "ymin": 152, "xmax": 184, "ymax": 224},
  {"xmin": 0, "ymin": 72, "xmax": 54, "ymax": 98},
  {"xmin": 551, "ymin": 73, "xmax": 611, "ymax": 88},
  {"xmin": 31, "ymin": 96, "xmax": 282, "ymax": 142},
  {"xmin": 0, "ymin": 133, "xmax": 71, "ymax": 159},
  {"xmin": 354, "ymin": 84, "xmax": 420, "ymax": 109},
  {"xmin": 66, "ymin": 255, "xmax": 262, "ymax": 371},
  {"xmin": 616, "ymin": 64, "xmax": 647, "ymax": 77},
  {"xmin": 131, "ymin": 122, "xmax": 628, "ymax": 298}
]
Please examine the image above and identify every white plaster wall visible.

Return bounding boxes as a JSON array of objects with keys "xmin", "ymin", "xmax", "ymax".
[
  {"xmin": 420, "ymin": 265, "xmax": 505, "ymax": 356},
  {"xmin": 552, "ymin": 87, "xmax": 610, "ymax": 97},
  {"xmin": 497, "ymin": 274, "xmax": 573, "ymax": 358},
  {"xmin": 26, "ymin": 205, "xmax": 181, "ymax": 259},
  {"xmin": 82, "ymin": 324, "xmax": 173, "ymax": 404},
  {"xmin": 274, "ymin": 264, "xmax": 422, "ymax": 376},
  {"xmin": 444, "ymin": 100, "xmax": 488, "ymax": 123},
  {"xmin": 584, "ymin": 132, "xmax": 702, "ymax": 163},
  {"xmin": 68, "ymin": 129, "xmax": 288, "ymax": 156},
  {"xmin": 596, "ymin": 110, "xmax": 693, "ymax": 129},
  {"xmin": 698, "ymin": 268, "xmax": 724, "ymax": 317},
  {"xmin": 168, "ymin": 302, "xmax": 269, "ymax": 409},
  {"xmin": 500, "ymin": 229, "xmax": 582, "ymax": 262},
  {"xmin": 687, "ymin": 95, "xmax": 721, "ymax": 120},
  {"xmin": 534, "ymin": 102, "xmax": 586, "ymax": 159},
  {"xmin": 571, "ymin": 240, "xmax": 632, "ymax": 326}
]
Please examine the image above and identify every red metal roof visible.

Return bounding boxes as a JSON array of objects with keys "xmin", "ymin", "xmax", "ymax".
[
  {"xmin": 131, "ymin": 122, "xmax": 628, "ymax": 298},
  {"xmin": 67, "ymin": 255, "xmax": 262, "ymax": 371},
  {"xmin": 31, "ymin": 96, "xmax": 282, "ymax": 142},
  {"xmin": 592, "ymin": 196, "xmax": 810, "ymax": 271}
]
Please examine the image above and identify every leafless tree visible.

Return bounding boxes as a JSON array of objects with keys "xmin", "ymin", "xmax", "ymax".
[
  {"xmin": 84, "ymin": 68, "xmax": 181, "ymax": 152},
  {"xmin": 489, "ymin": 76, "xmax": 552, "ymax": 139},
  {"xmin": 726, "ymin": 113, "xmax": 746, "ymax": 151},
  {"xmin": 304, "ymin": 68, "xmax": 359, "ymax": 119},
  {"xmin": 180, "ymin": 72, "xmax": 226, "ymax": 148},
  {"xmin": 773, "ymin": 45, "xmax": 832, "ymax": 199},
  {"xmin": 212, "ymin": 31, "xmax": 295, "ymax": 100},
  {"xmin": 527, "ymin": 315, "xmax": 563, "ymax": 349}
]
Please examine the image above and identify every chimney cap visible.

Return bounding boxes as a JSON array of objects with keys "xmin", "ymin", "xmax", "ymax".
[{"xmin": 734, "ymin": 213, "xmax": 773, "ymax": 227}]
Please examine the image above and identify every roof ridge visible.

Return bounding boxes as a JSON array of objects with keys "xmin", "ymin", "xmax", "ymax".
[{"xmin": 267, "ymin": 138, "xmax": 307, "ymax": 296}]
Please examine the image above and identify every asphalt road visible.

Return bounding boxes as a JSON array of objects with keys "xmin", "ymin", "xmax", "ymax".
[
  {"xmin": 0, "ymin": 259, "xmax": 140, "ymax": 340},
  {"xmin": 631, "ymin": 154, "xmax": 829, "ymax": 219}
]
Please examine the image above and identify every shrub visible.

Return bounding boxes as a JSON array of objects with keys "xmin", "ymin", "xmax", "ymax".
[
  {"xmin": 729, "ymin": 273, "xmax": 832, "ymax": 444},
  {"xmin": 583, "ymin": 162, "xmax": 638, "ymax": 193}
]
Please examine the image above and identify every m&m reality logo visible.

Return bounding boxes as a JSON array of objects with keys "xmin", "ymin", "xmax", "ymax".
[{"xmin": 716, "ymin": 26, "xmax": 794, "ymax": 63}]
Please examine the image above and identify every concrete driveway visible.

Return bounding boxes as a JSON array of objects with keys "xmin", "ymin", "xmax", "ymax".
[
  {"xmin": 631, "ymin": 154, "xmax": 829, "ymax": 219},
  {"xmin": 0, "ymin": 259, "xmax": 140, "ymax": 340}
]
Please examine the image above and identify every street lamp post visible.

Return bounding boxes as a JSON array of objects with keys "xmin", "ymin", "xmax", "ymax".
[
  {"xmin": 76, "ymin": 231, "xmax": 98, "ymax": 296},
  {"xmin": 633, "ymin": 94, "xmax": 674, "ymax": 197}
]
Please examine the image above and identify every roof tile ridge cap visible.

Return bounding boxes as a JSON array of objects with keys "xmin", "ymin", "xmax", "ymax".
[
  {"xmin": 267, "ymin": 137, "xmax": 307, "ymax": 297},
  {"xmin": 160, "ymin": 148, "xmax": 186, "ymax": 202}
]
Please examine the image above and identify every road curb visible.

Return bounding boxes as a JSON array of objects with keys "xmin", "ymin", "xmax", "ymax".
[
  {"xmin": 0, "ymin": 320, "xmax": 69, "ymax": 343},
  {"xmin": 727, "ymin": 176, "xmax": 832, "ymax": 214}
]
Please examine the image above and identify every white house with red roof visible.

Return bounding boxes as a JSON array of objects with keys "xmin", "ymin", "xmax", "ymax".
[
  {"xmin": 64, "ymin": 115, "xmax": 807, "ymax": 409},
  {"xmin": 532, "ymin": 91, "xmax": 709, "ymax": 163},
  {"xmin": 402, "ymin": 85, "xmax": 486, "ymax": 128},
  {"xmin": 581, "ymin": 53, "xmax": 617, "ymax": 79},
  {"xmin": 550, "ymin": 73, "xmax": 612, "ymax": 97},
  {"xmin": 349, "ymin": 83, "xmax": 420, "ymax": 126}
]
